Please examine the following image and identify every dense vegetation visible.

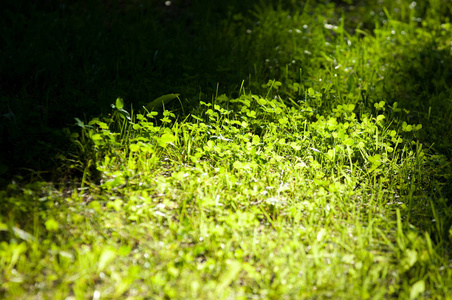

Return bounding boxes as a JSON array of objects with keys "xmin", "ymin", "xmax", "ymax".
[{"xmin": 1, "ymin": 0, "xmax": 452, "ymax": 298}]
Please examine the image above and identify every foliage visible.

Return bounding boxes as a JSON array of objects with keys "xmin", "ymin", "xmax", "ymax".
[{"xmin": 1, "ymin": 0, "xmax": 452, "ymax": 298}]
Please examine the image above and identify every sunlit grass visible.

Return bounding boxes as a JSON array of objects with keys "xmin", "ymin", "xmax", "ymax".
[{"xmin": 1, "ymin": 0, "xmax": 452, "ymax": 298}]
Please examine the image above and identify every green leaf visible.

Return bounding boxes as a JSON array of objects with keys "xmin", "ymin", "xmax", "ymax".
[
  {"xmin": 233, "ymin": 161, "xmax": 243, "ymax": 169},
  {"xmin": 145, "ymin": 94, "xmax": 180, "ymax": 111},
  {"xmin": 75, "ymin": 118, "xmax": 93, "ymax": 129},
  {"xmin": 343, "ymin": 138, "xmax": 354, "ymax": 146},
  {"xmin": 90, "ymin": 134, "xmax": 102, "ymax": 141},
  {"xmin": 217, "ymin": 260, "xmax": 242, "ymax": 290},
  {"xmin": 376, "ymin": 115, "xmax": 385, "ymax": 122},
  {"xmin": 116, "ymin": 107, "xmax": 131, "ymax": 120},
  {"xmin": 156, "ymin": 133, "xmax": 176, "ymax": 148},
  {"xmin": 410, "ymin": 280, "xmax": 425, "ymax": 300},
  {"xmin": 327, "ymin": 149, "xmax": 335, "ymax": 160},
  {"xmin": 106, "ymin": 199, "xmax": 123, "ymax": 212},
  {"xmin": 402, "ymin": 249, "xmax": 418, "ymax": 271},
  {"xmin": 290, "ymin": 142, "xmax": 301, "ymax": 151},
  {"xmin": 160, "ymin": 133, "xmax": 176, "ymax": 144},
  {"xmin": 129, "ymin": 144, "xmax": 139, "ymax": 152},
  {"xmin": 278, "ymin": 117, "xmax": 288, "ymax": 125},
  {"xmin": 45, "ymin": 218, "xmax": 59, "ymax": 232},
  {"xmin": 103, "ymin": 177, "xmax": 126, "ymax": 190},
  {"xmin": 402, "ymin": 122, "xmax": 413, "ymax": 132},
  {"xmin": 118, "ymin": 245, "xmax": 132, "ymax": 256},
  {"xmin": 12, "ymin": 227, "xmax": 37, "ymax": 242},
  {"xmin": 75, "ymin": 118, "xmax": 84, "ymax": 127},
  {"xmin": 98, "ymin": 248, "xmax": 117, "ymax": 272},
  {"xmin": 252, "ymin": 135, "xmax": 260, "ymax": 145},
  {"xmin": 8, "ymin": 242, "xmax": 28, "ymax": 266},
  {"xmin": 116, "ymin": 98, "xmax": 124, "ymax": 110},
  {"xmin": 368, "ymin": 154, "xmax": 381, "ymax": 164},
  {"xmin": 88, "ymin": 200, "xmax": 103, "ymax": 211}
]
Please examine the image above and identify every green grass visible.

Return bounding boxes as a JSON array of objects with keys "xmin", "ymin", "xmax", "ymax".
[{"xmin": 1, "ymin": 0, "xmax": 452, "ymax": 298}]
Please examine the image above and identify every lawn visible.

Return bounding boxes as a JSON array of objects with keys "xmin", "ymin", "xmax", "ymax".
[{"xmin": 1, "ymin": 0, "xmax": 452, "ymax": 299}]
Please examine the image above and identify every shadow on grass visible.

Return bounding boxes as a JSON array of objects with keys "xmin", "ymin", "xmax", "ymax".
[
  {"xmin": 377, "ymin": 36, "xmax": 452, "ymax": 243},
  {"xmin": 0, "ymin": 0, "xmax": 262, "ymax": 184}
]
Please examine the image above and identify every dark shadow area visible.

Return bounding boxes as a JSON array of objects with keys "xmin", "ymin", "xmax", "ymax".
[
  {"xmin": 374, "ymin": 34, "xmax": 452, "ymax": 243},
  {"xmin": 0, "ymin": 0, "xmax": 265, "ymax": 184}
]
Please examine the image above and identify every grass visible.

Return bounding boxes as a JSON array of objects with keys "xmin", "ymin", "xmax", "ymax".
[{"xmin": 1, "ymin": 0, "xmax": 452, "ymax": 298}]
